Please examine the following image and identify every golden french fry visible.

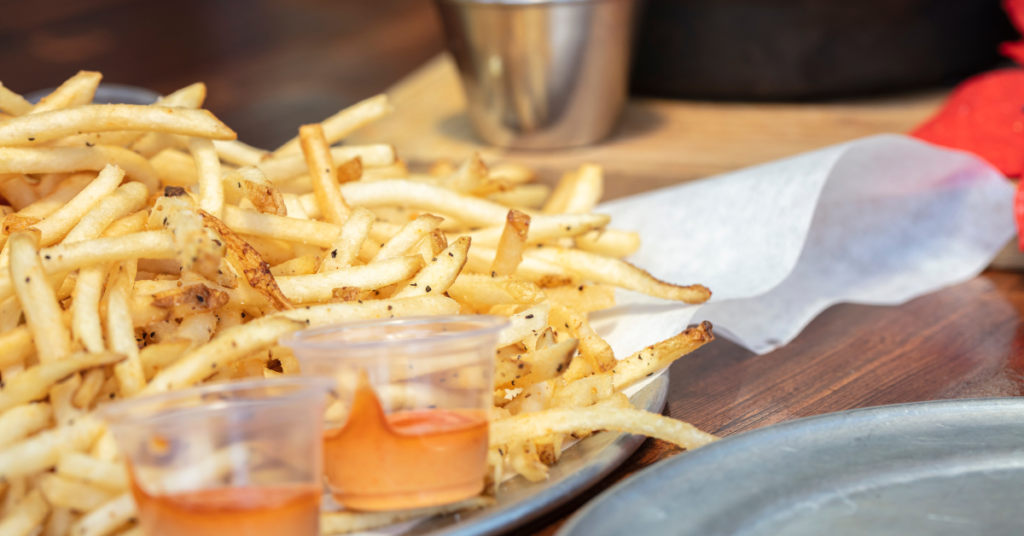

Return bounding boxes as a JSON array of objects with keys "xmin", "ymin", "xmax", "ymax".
[
  {"xmin": 170, "ymin": 312, "xmax": 218, "ymax": 347},
  {"xmin": 320, "ymin": 496, "xmax": 493, "ymax": 535},
  {"xmin": 28, "ymin": 164, "xmax": 126, "ymax": 246},
  {"xmin": 258, "ymin": 145, "xmax": 393, "ymax": 182},
  {"xmin": 543, "ymin": 284, "xmax": 616, "ymax": 313},
  {"xmin": 299, "ymin": 123, "xmax": 350, "ymax": 224},
  {"xmin": 392, "ymin": 236, "xmax": 469, "ymax": 299},
  {"xmin": 270, "ymin": 254, "xmax": 321, "ymax": 277},
  {"xmin": 72, "ymin": 263, "xmax": 109, "ymax": 354},
  {"xmin": 56, "ymin": 452, "xmax": 129, "ymax": 493},
  {"xmin": 213, "ymin": 139, "xmax": 270, "ymax": 167},
  {"xmin": 319, "ymin": 207, "xmax": 373, "ymax": 273},
  {"xmin": 39, "ymin": 473, "xmax": 114, "ymax": 512},
  {"xmin": 186, "ymin": 136, "xmax": 224, "ymax": 217},
  {"xmin": 465, "ymin": 244, "xmax": 578, "ymax": 287},
  {"xmin": 106, "ymin": 268, "xmax": 145, "ymax": 397},
  {"xmin": 0, "ymin": 351, "xmax": 124, "ymax": 413},
  {"xmin": 507, "ymin": 440, "xmax": 549, "ymax": 482},
  {"xmin": 73, "ymin": 368, "xmax": 106, "ymax": 409},
  {"xmin": 612, "ymin": 321, "xmax": 714, "ymax": 391},
  {"xmin": 274, "ymin": 94, "xmax": 390, "ymax": 157},
  {"xmin": 551, "ymin": 373, "xmax": 614, "ymax": 409},
  {"xmin": 542, "ymin": 169, "xmax": 577, "ymax": 215},
  {"xmin": 491, "ymin": 407, "xmax": 717, "ymax": 450},
  {"xmin": 139, "ymin": 341, "xmax": 191, "ymax": 380},
  {"xmin": 9, "ymin": 230, "xmax": 71, "ymax": 363},
  {"xmin": 447, "ymin": 274, "xmax": 546, "ymax": 308},
  {"xmin": 0, "ymin": 146, "xmax": 159, "ymax": 192},
  {"xmin": 0, "ymin": 176, "xmax": 39, "ymax": 211},
  {"xmin": 225, "ymin": 167, "xmax": 286, "ymax": 216},
  {"xmin": 142, "ymin": 316, "xmax": 304, "ymax": 394},
  {"xmin": 0, "ymin": 104, "xmax": 236, "ymax": 147},
  {"xmin": 494, "ymin": 338, "xmax": 576, "ymax": 391},
  {"xmin": 69, "ymin": 492, "xmax": 136, "ymax": 536},
  {"xmin": 372, "ymin": 214, "xmax": 443, "ymax": 264},
  {"xmin": 63, "ymin": 182, "xmax": 148, "ymax": 244},
  {"xmin": 0, "ymin": 489, "xmax": 49, "ymax": 536},
  {"xmin": 488, "ymin": 184, "xmax": 551, "ymax": 210},
  {"xmin": 550, "ymin": 303, "xmax": 616, "ymax": 373},
  {"xmin": 0, "ymin": 403, "xmax": 52, "ymax": 449},
  {"xmin": 221, "ymin": 205, "xmax": 339, "ymax": 247},
  {"xmin": 525, "ymin": 247, "xmax": 711, "ymax": 303},
  {"xmin": 277, "ymin": 256, "xmax": 423, "ymax": 302},
  {"xmin": 0, "ymin": 325, "xmax": 33, "ymax": 371},
  {"xmin": 49, "ymin": 373, "xmax": 84, "ymax": 427},
  {"xmin": 0, "ymin": 416, "xmax": 104, "ymax": 480},
  {"xmin": 30, "ymin": 71, "xmax": 102, "ymax": 114},
  {"xmin": 491, "ymin": 209, "xmax": 530, "ymax": 276},
  {"xmin": 437, "ymin": 153, "xmax": 488, "ymax": 194},
  {"xmin": 275, "ymin": 295, "xmax": 460, "ymax": 327},
  {"xmin": 0, "ymin": 83, "xmax": 32, "ymax": 116},
  {"xmin": 467, "ymin": 213, "xmax": 610, "ymax": 248},
  {"xmin": 496, "ymin": 303, "xmax": 550, "ymax": 348},
  {"xmin": 575, "ymin": 229, "xmax": 641, "ymax": 258},
  {"xmin": 562, "ymin": 163, "xmax": 603, "ymax": 214}
]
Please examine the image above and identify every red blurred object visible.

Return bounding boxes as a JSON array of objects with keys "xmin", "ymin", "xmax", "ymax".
[{"xmin": 911, "ymin": 69, "xmax": 1024, "ymax": 178}]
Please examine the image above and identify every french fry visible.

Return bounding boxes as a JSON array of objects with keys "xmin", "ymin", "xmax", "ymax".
[
  {"xmin": 549, "ymin": 303, "xmax": 616, "ymax": 373},
  {"xmin": 277, "ymin": 256, "xmax": 423, "ymax": 302},
  {"xmin": 491, "ymin": 407, "xmax": 718, "ymax": 450},
  {"xmin": 49, "ymin": 373, "xmax": 84, "ymax": 427},
  {"xmin": 213, "ymin": 139, "xmax": 270, "ymax": 167},
  {"xmin": 320, "ymin": 496, "xmax": 493, "ymax": 535},
  {"xmin": 139, "ymin": 341, "xmax": 191, "ymax": 380},
  {"xmin": 611, "ymin": 322, "xmax": 714, "ymax": 391},
  {"xmin": 186, "ymin": 137, "xmax": 223, "ymax": 217},
  {"xmin": 30, "ymin": 71, "xmax": 102, "ymax": 114},
  {"xmin": 142, "ymin": 316, "xmax": 304, "ymax": 394},
  {"xmin": 68, "ymin": 493, "xmax": 136, "ymax": 536},
  {"xmin": 507, "ymin": 441, "xmax": 548, "ymax": 482},
  {"xmin": 496, "ymin": 303, "xmax": 550, "ymax": 348},
  {"xmin": 447, "ymin": 274, "xmax": 546, "ymax": 308},
  {"xmin": 551, "ymin": 373, "xmax": 613, "ymax": 409},
  {"xmin": 0, "ymin": 177, "xmax": 39, "ymax": 211},
  {"xmin": 0, "ymin": 326, "xmax": 34, "ymax": 371},
  {"xmin": 371, "ymin": 214, "xmax": 443, "ymax": 263},
  {"xmin": 316, "ymin": 203, "xmax": 375, "ymax": 270},
  {"xmin": 543, "ymin": 284, "xmax": 616, "ymax": 313},
  {"xmin": 0, "ymin": 489, "xmax": 49, "ymax": 536},
  {"xmin": 62, "ymin": 182, "xmax": 148, "ymax": 244},
  {"xmin": 28, "ymin": 164, "xmax": 126, "ymax": 247},
  {"xmin": 575, "ymin": 229, "xmax": 641, "ymax": 258},
  {"xmin": 270, "ymin": 254, "xmax": 321, "ymax": 277},
  {"xmin": 0, "ymin": 416, "xmax": 104, "ymax": 480},
  {"xmin": 39, "ymin": 474, "xmax": 113, "ymax": 512},
  {"xmin": 0, "ymin": 352, "xmax": 124, "ymax": 413},
  {"xmin": 257, "ymin": 145, "xmax": 394, "ymax": 182},
  {"xmin": 73, "ymin": 368, "xmax": 106, "ymax": 409},
  {"xmin": 392, "ymin": 236, "xmax": 469, "ymax": 299},
  {"xmin": 466, "ymin": 213, "xmax": 610, "ymax": 248},
  {"xmin": 9, "ymin": 231, "xmax": 72, "ymax": 363},
  {"xmin": 525, "ymin": 247, "xmax": 711, "ymax": 303},
  {"xmin": 299, "ymin": 123, "xmax": 350, "ymax": 224},
  {"xmin": 488, "ymin": 184, "xmax": 550, "ymax": 210},
  {"xmin": 494, "ymin": 339, "xmax": 577, "ymax": 391},
  {"xmin": 0, "ymin": 104, "xmax": 236, "ymax": 147},
  {"xmin": 275, "ymin": 295, "xmax": 460, "ymax": 327},
  {"xmin": 273, "ymin": 94, "xmax": 390, "ymax": 157},
  {"xmin": 0, "ymin": 403, "xmax": 52, "ymax": 449},
  {"xmin": 491, "ymin": 209, "xmax": 530, "ymax": 276},
  {"xmin": 220, "ymin": 205, "xmax": 339, "ymax": 247},
  {"xmin": 72, "ymin": 263, "xmax": 109, "ymax": 353},
  {"xmin": 56, "ymin": 452, "xmax": 129, "ymax": 493},
  {"xmin": 225, "ymin": 167, "xmax": 286, "ymax": 216},
  {"xmin": 0, "ymin": 83, "xmax": 32, "ymax": 116},
  {"xmin": 306, "ymin": 180, "xmax": 509, "ymax": 227},
  {"xmin": 0, "ymin": 147, "xmax": 159, "ymax": 192},
  {"xmin": 465, "ymin": 244, "xmax": 578, "ymax": 287},
  {"xmin": 106, "ymin": 268, "xmax": 145, "ymax": 397}
]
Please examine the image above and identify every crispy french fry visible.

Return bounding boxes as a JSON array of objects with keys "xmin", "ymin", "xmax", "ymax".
[
  {"xmin": 491, "ymin": 209, "xmax": 530, "ymax": 276},
  {"xmin": 575, "ymin": 229, "xmax": 641, "ymax": 258},
  {"xmin": 0, "ymin": 403, "xmax": 52, "ymax": 449},
  {"xmin": 72, "ymin": 263, "xmax": 109, "ymax": 353},
  {"xmin": 319, "ymin": 207, "xmax": 375, "ymax": 273},
  {"xmin": 494, "ymin": 338, "xmax": 576, "ymax": 391},
  {"xmin": 277, "ymin": 256, "xmax": 423, "ymax": 302},
  {"xmin": 299, "ymin": 123, "xmax": 351, "ymax": 224},
  {"xmin": 0, "ymin": 416, "xmax": 104, "ymax": 480},
  {"xmin": 274, "ymin": 94, "xmax": 390, "ymax": 157},
  {"xmin": 466, "ymin": 213, "xmax": 610, "ymax": 248},
  {"xmin": 0, "ymin": 351, "xmax": 124, "ymax": 413},
  {"xmin": 508, "ymin": 440, "xmax": 548, "ymax": 482},
  {"xmin": 258, "ymin": 145, "xmax": 393, "ymax": 182},
  {"xmin": 73, "ymin": 368, "xmax": 106, "ymax": 409},
  {"xmin": 488, "ymin": 184, "xmax": 550, "ymax": 210},
  {"xmin": 549, "ymin": 303, "xmax": 616, "ymax": 373},
  {"xmin": 188, "ymin": 137, "xmax": 224, "ymax": 217},
  {"xmin": 497, "ymin": 303, "xmax": 550, "ymax": 348},
  {"xmin": 139, "ymin": 341, "xmax": 191, "ymax": 380},
  {"xmin": 0, "ymin": 147, "xmax": 159, "ymax": 192},
  {"xmin": 28, "ymin": 164, "xmax": 126, "ymax": 247},
  {"xmin": 270, "ymin": 254, "xmax": 321, "ymax": 277},
  {"xmin": 69, "ymin": 492, "xmax": 136, "ymax": 536},
  {"xmin": 275, "ymin": 295, "xmax": 460, "ymax": 327},
  {"xmin": 49, "ymin": 373, "xmax": 84, "ymax": 427},
  {"xmin": 491, "ymin": 407, "xmax": 717, "ymax": 450},
  {"xmin": 0, "ymin": 104, "xmax": 235, "ymax": 147},
  {"xmin": 0, "ymin": 489, "xmax": 49, "ymax": 536},
  {"xmin": 213, "ymin": 139, "xmax": 269, "ymax": 167},
  {"xmin": 142, "ymin": 316, "xmax": 304, "ymax": 394},
  {"xmin": 525, "ymin": 247, "xmax": 711, "ymax": 303},
  {"xmin": 320, "ymin": 496, "xmax": 493, "ymax": 535},
  {"xmin": 56, "ymin": 452, "xmax": 128, "ymax": 493},
  {"xmin": 30, "ymin": 71, "xmax": 102, "ymax": 114},
  {"xmin": 107, "ymin": 267, "xmax": 145, "ymax": 397},
  {"xmin": 0, "ymin": 83, "xmax": 32, "ymax": 116},
  {"xmin": 63, "ymin": 182, "xmax": 148, "ymax": 244},
  {"xmin": 543, "ymin": 284, "xmax": 615, "ymax": 313},
  {"xmin": 447, "ymin": 274, "xmax": 546, "ymax": 308},
  {"xmin": 9, "ymin": 231, "xmax": 71, "ymax": 363},
  {"xmin": 371, "ymin": 214, "xmax": 443, "ymax": 263},
  {"xmin": 39, "ymin": 473, "xmax": 113, "ymax": 512},
  {"xmin": 392, "ymin": 236, "xmax": 469, "ymax": 299},
  {"xmin": 611, "ymin": 321, "xmax": 714, "ymax": 391}
]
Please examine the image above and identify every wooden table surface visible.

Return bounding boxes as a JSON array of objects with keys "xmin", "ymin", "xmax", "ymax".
[{"xmin": 3, "ymin": 1, "xmax": 1020, "ymax": 535}]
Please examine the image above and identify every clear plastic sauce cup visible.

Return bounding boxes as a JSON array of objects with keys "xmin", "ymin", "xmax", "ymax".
[
  {"xmin": 99, "ymin": 377, "xmax": 333, "ymax": 536},
  {"xmin": 280, "ymin": 315, "xmax": 507, "ymax": 512}
]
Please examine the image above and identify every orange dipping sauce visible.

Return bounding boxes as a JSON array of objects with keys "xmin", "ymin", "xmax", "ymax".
[
  {"xmin": 324, "ymin": 383, "xmax": 489, "ymax": 511},
  {"xmin": 130, "ymin": 482, "xmax": 320, "ymax": 536}
]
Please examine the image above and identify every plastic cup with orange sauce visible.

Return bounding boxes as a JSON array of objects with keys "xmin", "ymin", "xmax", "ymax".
[
  {"xmin": 99, "ymin": 377, "xmax": 333, "ymax": 536},
  {"xmin": 280, "ymin": 315, "xmax": 507, "ymax": 512}
]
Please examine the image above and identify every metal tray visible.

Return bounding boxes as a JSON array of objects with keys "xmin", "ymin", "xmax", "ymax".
[
  {"xmin": 401, "ymin": 373, "xmax": 669, "ymax": 536},
  {"xmin": 558, "ymin": 398, "xmax": 1024, "ymax": 536}
]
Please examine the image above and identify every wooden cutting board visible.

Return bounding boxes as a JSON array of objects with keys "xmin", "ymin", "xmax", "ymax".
[{"xmin": 349, "ymin": 54, "xmax": 948, "ymax": 200}]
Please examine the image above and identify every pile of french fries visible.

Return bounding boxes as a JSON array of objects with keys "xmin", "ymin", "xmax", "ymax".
[{"xmin": 0, "ymin": 71, "xmax": 717, "ymax": 536}]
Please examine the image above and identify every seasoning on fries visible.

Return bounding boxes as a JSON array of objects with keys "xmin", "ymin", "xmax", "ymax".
[{"xmin": 0, "ymin": 70, "xmax": 716, "ymax": 536}]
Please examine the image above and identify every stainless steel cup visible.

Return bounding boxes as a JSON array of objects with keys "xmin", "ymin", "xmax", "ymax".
[{"xmin": 435, "ymin": 0, "xmax": 638, "ymax": 149}]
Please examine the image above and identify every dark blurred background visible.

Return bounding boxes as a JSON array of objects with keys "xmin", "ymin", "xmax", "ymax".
[{"xmin": 0, "ymin": 0, "xmax": 446, "ymax": 149}]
